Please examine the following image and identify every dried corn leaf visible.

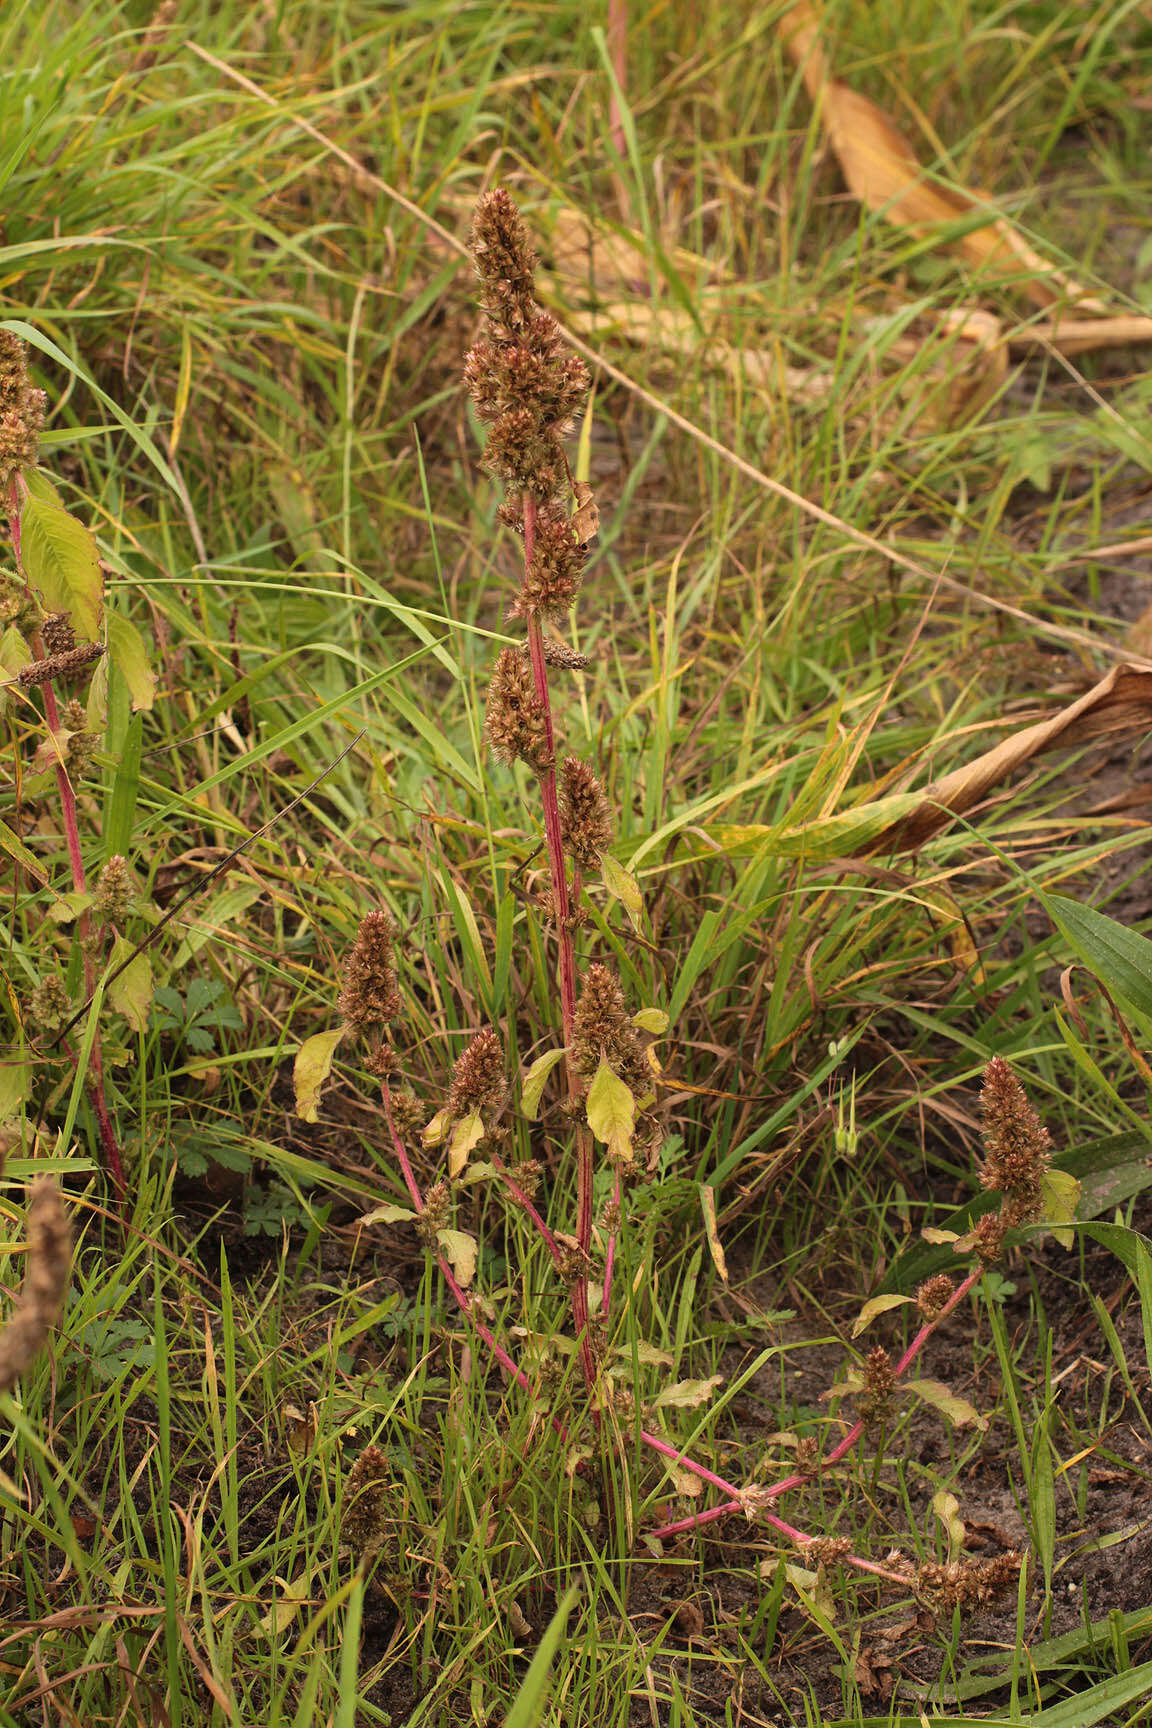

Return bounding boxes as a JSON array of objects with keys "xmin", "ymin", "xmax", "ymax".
[
  {"xmin": 866, "ymin": 663, "xmax": 1152, "ymax": 854},
  {"xmin": 780, "ymin": 1, "xmax": 1104, "ymax": 311}
]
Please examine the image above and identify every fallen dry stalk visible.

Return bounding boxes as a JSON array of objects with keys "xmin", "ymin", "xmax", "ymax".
[{"xmin": 0, "ymin": 1182, "xmax": 72, "ymax": 1395}]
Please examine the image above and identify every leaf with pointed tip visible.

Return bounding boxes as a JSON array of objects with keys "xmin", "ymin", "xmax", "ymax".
[
  {"xmin": 520, "ymin": 1047, "xmax": 567, "ymax": 1121},
  {"xmin": 448, "ymin": 1110, "xmax": 484, "ymax": 1179},
  {"xmin": 602, "ymin": 852, "xmax": 644, "ymax": 934},
  {"xmin": 632, "ymin": 1007, "xmax": 669, "ymax": 1035},
  {"xmin": 1039, "ymin": 1168, "xmax": 1081, "ymax": 1250},
  {"xmin": 106, "ymin": 614, "xmax": 156, "ymax": 711},
  {"xmin": 851, "ymin": 1294, "xmax": 914, "ymax": 1338},
  {"xmin": 905, "ymin": 1377, "xmax": 986, "ymax": 1430},
  {"xmin": 293, "ymin": 1027, "xmax": 344, "ymax": 1123},
  {"xmin": 20, "ymin": 490, "xmax": 102, "ymax": 641},
  {"xmin": 585, "ymin": 1056, "xmax": 635, "ymax": 1165}
]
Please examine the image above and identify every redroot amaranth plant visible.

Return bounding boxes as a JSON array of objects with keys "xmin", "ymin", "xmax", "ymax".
[
  {"xmin": 0, "ymin": 331, "xmax": 129, "ymax": 1202},
  {"xmin": 332, "ymin": 192, "xmax": 1056, "ymax": 1607}
]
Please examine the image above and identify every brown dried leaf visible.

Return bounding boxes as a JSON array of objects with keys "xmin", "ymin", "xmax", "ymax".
[
  {"xmin": 780, "ymin": 1, "xmax": 1105, "ymax": 311},
  {"xmin": 866, "ymin": 663, "xmax": 1152, "ymax": 854}
]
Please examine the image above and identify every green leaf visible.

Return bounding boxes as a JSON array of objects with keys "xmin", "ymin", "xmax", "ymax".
[
  {"xmin": 448, "ymin": 1109, "xmax": 484, "ymax": 1179},
  {"xmin": 904, "ymin": 1376, "xmax": 986, "ymax": 1430},
  {"xmin": 20, "ymin": 490, "xmax": 103, "ymax": 642},
  {"xmin": 520, "ymin": 1047, "xmax": 567, "ymax": 1120},
  {"xmin": 585, "ymin": 1056, "xmax": 636, "ymax": 1165},
  {"xmin": 0, "ymin": 1059, "xmax": 30, "ymax": 1119},
  {"xmin": 602, "ymin": 852, "xmax": 644, "ymax": 933},
  {"xmin": 1039, "ymin": 1167, "xmax": 1080, "ymax": 1249},
  {"xmin": 1045, "ymin": 892, "xmax": 1152, "ymax": 1018},
  {"xmin": 47, "ymin": 890, "xmax": 94, "ymax": 925},
  {"xmin": 437, "ymin": 1227, "xmax": 477, "ymax": 1287},
  {"xmin": 105, "ymin": 614, "xmax": 155, "ymax": 711},
  {"xmin": 631, "ymin": 1006, "xmax": 669, "ymax": 1035},
  {"xmin": 293, "ymin": 1027, "xmax": 344, "ymax": 1123},
  {"xmin": 851, "ymin": 1294, "xmax": 914, "ymax": 1338},
  {"xmin": 107, "ymin": 941, "xmax": 152, "ymax": 1035}
]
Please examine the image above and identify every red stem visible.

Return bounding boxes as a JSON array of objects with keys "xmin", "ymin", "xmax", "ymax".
[
  {"xmin": 8, "ymin": 477, "xmax": 126, "ymax": 1206},
  {"xmin": 652, "ymin": 1264, "xmax": 986, "ymax": 1540},
  {"xmin": 521, "ymin": 494, "xmax": 598, "ymax": 1395}
]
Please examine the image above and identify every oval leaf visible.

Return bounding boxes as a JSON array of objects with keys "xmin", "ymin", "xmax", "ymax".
[
  {"xmin": 20, "ymin": 491, "xmax": 103, "ymax": 642},
  {"xmin": 293, "ymin": 1027, "xmax": 344, "ymax": 1123},
  {"xmin": 905, "ymin": 1376, "xmax": 986, "ymax": 1430},
  {"xmin": 108, "ymin": 943, "xmax": 152, "ymax": 1035},
  {"xmin": 520, "ymin": 1047, "xmax": 567, "ymax": 1121},
  {"xmin": 585, "ymin": 1056, "xmax": 636, "ymax": 1165},
  {"xmin": 1046, "ymin": 893, "xmax": 1152, "ymax": 1020},
  {"xmin": 653, "ymin": 1373, "xmax": 723, "ymax": 1409},
  {"xmin": 106, "ymin": 614, "xmax": 156, "ymax": 711},
  {"xmin": 851, "ymin": 1293, "xmax": 914, "ymax": 1338},
  {"xmin": 359, "ymin": 1202, "xmax": 417, "ymax": 1227},
  {"xmin": 448, "ymin": 1109, "xmax": 484, "ymax": 1179},
  {"xmin": 437, "ymin": 1227, "xmax": 477, "ymax": 1288},
  {"xmin": 422, "ymin": 1107, "xmax": 451, "ymax": 1148},
  {"xmin": 602, "ymin": 852, "xmax": 644, "ymax": 934},
  {"xmin": 1040, "ymin": 1167, "xmax": 1081, "ymax": 1250},
  {"xmin": 632, "ymin": 1007, "xmax": 669, "ymax": 1035}
]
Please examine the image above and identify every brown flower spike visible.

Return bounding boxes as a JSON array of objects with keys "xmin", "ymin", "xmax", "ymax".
[
  {"xmin": 448, "ymin": 1027, "xmax": 507, "ymax": 1119},
  {"xmin": 978, "ymin": 1056, "xmax": 1052, "ymax": 1228},
  {"xmin": 340, "ymin": 910, "xmax": 402, "ymax": 1032},
  {"xmin": 559, "ymin": 757, "xmax": 613, "ymax": 872},
  {"xmin": 0, "ymin": 1182, "xmax": 72, "ymax": 1395},
  {"xmin": 485, "ymin": 646, "xmax": 551, "ymax": 772},
  {"xmin": 0, "ymin": 332, "xmax": 47, "ymax": 493}
]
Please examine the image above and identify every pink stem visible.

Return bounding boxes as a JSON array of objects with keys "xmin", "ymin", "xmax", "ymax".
[
  {"xmin": 8, "ymin": 477, "xmax": 126, "ymax": 1206},
  {"xmin": 607, "ymin": 0, "xmax": 627, "ymax": 161},
  {"xmin": 492, "ymin": 1158, "xmax": 564, "ymax": 1269},
  {"xmin": 521, "ymin": 494, "xmax": 598, "ymax": 1395},
  {"xmin": 651, "ymin": 1263, "xmax": 986, "ymax": 1538},
  {"xmin": 380, "ymin": 1079, "xmax": 559, "ymax": 1417}
]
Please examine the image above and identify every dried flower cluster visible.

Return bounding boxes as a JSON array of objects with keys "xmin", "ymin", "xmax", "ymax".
[
  {"xmin": 340, "ymin": 911, "xmax": 402, "ymax": 1033},
  {"xmin": 916, "ymin": 1272, "xmax": 955, "ymax": 1322},
  {"xmin": 484, "ymin": 646, "xmax": 551, "ymax": 771},
  {"xmin": 0, "ymin": 332, "xmax": 47, "ymax": 493},
  {"xmin": 572, "ymin": 964, "xmax": 648, "ymax": 1095},
  {"xmin": 94, "ymin": 855, "xmax": 133, "ymax": 926},
  {"xmin": 915, "ymin": 1551, "xmax": 1022, "ymax": 1612},
  {"xmin": 0, "ymin": 1182, "xmax": 72, "ymax": 1394},
  {"xmin": 858, "ymin": 1344, "xmax": 897, "ymax": 1430},
  {"xmin": 448, "ymin": 1027, "xmax": 507, "ymax": 1120},
  {"xmin": 559, "ymin": 756, "xmax": 613, "ymax": 872},
  {"xmin": 341, "ymin": 1444, "xmax": 392, "ymax": 1556},
  {"xmin": 977, "ymin": 1056, "xmax": 1052, "ymax": 1227}
]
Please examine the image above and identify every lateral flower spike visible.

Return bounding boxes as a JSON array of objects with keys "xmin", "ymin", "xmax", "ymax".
[
  {"xmin": 0, "ymin": 332, "xmax": 47, "ymax": 493},
  {"xmin": 0, "ymin": 1181, "xmax": 72, "ymax": 1395}
]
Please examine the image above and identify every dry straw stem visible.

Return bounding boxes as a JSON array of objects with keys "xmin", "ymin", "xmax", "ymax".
[
  {"xmin": 0, "ymin": 1182, "xmax": 72, "ymax": 1395},
  {"xmin": 867, "ymin": 661, "xmax": 1152, "ymax": 853}
]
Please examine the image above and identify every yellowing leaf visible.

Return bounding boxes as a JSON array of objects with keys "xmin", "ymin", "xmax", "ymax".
[
  {"xmin": 602, "ymin": 852, "xmax": 644, "ymax": 934},
  {"xmin": 105, "ymin": 614, "xmax": 156, "ymax": 711},
  {"xmin": 107, "ymin": 942, "xmax": 152, "ymax": 1035},
  {"xmin": 932, "ymin": 1488, "xmax": 965, "ymax": 1554},
  {"xmin": 585, "ymin": 1056, "xmax": 636, "ymax": 1166},
  {"xmin": 448, "ymin": 1109, "xmax": 484, "ymax": 1179},
  {"xmin": 653, "ymin": 1373, "xmax": 723, "ymax": 1409},
  {"xmin": 851, "ymin": 1293, "xmax": 914, "ymax": 1338},
  {"xmin": 20, "ymin": 490, "xmax": 103, "ymax": 642},
  {"xmin": 699, "ymin": 1184, "xmax": 729, "ymax": 1284},
  {"xmin": 921, "ymin": 1227, "xmax": 960, "ymax": 1245},
  {"xmin": 359, "ymin": 1202, "xmax": 417, "ymax": 1227},
  {"xmin": 292, "ymin": 1027, "xmax": 344, "ymax": 1123},
  {"xmin": 0, "ymin": 1060, "xmax": 30, "ymax": 1118},
  {"xmin": 422, "ymin": 1107, "xmax": 450, "ymax": 1148},
  {"xmin": 906, "ymin": 1377, "xmax": 987, "ymax": 1430},
  {"xmin": 1040, "ymin": 1168, "xmax": 1081, "ymax": 1250},
  {"xmin": 632, "ymin": 1007, "xmax": 669, "ymax": 1035},
  {"xmin": 437, "ymin": 1227, "xmax": 477, "ymax": 1288},
  {"xmin": 520, "ymin": 1047, "xmax": 567, "ymax": 1121}
]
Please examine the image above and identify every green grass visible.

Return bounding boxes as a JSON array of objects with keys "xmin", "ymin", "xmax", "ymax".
[{"xmin": 2, "ymin": 0, "xmax": 1152, "ymax": 1720}]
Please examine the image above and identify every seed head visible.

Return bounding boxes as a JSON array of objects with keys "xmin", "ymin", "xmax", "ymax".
[
  {"xmin": 18, "ymin": 642, "xmax": 105, "ymax": 688},
  {"xmin": 0, "ymin": 332, "xmax": 47, "ymax": 492},
  {"xmin": 339, "ymin": 910, "xmax": 402, "ymax": 1033},
  {"xmin": 973, "ymin": 1210, "xmax": 1008, "ymax": 1266},
  {"xmin": 509, "ymin": 503, "xmax": 586, "ymax": 620},
  {"xmin": 858, "ymin": 1344, "xmax": 897, "ymax": 1429},
  {"xmin": 571, "ymin": 963, "xmax": 648, "ymax": 1094},
  {"xmin": 94, "ymin": 854, "xmax": 133, "ymax": 926},
  {"xmin": 41, "ymin": 613, "xmax": 75, "ymax": 655},
  {"xmin": 27, "ymin": 974, "xmax": 70, "ymax": 1032},
  {"xmin": 559, "ymin": 757, "xmax": 613, "ymax": 871},
  {"xmin": 485, "ymin": 646, "xmax": 551, "ymax": 772},
  {"xmin": 341, "ymin": 1444, "xmax": 391, "ymax": 1556},
  {"xmin": 915, "ymin": 1550, "xmax": 1022, "ymax": 1613},
  {"xmin": 447, "ymin": 1027, "xmax": 507, "ymax": 1119},
  {"xmin": 416, "ymin": 1178, "xmax": 451, "ymax": 1244},
  {"xmin": 916, "ymin": 1272, "xmax": 955, "ymax": 1322},
  {"xmin": 978, "ymin": 1057, "xmax": 1051, "ymax": 1227}
]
